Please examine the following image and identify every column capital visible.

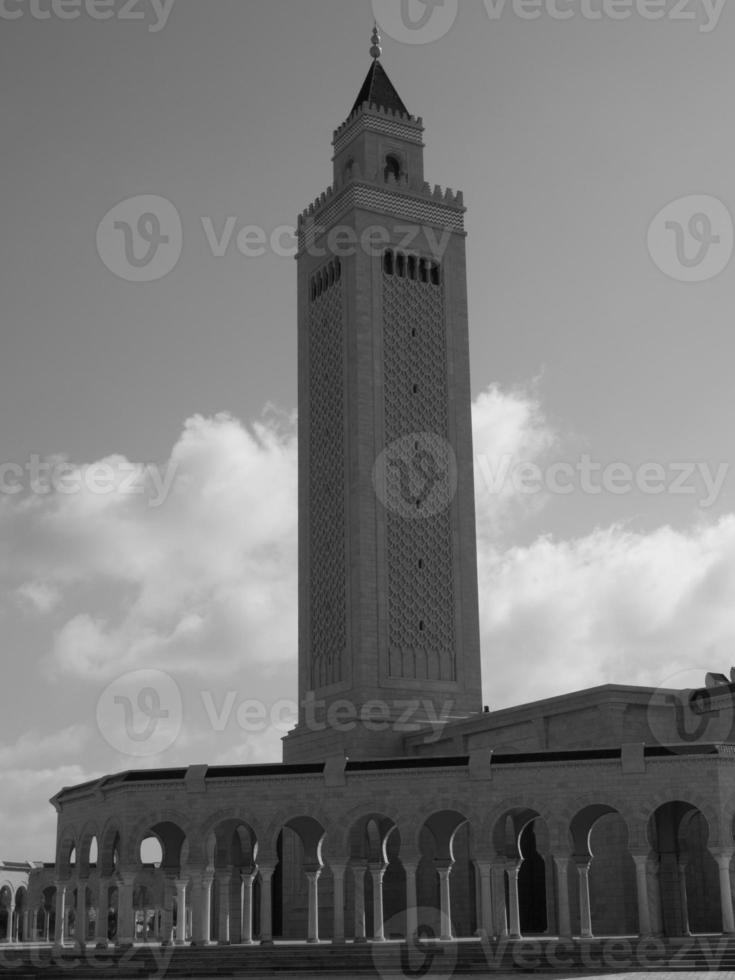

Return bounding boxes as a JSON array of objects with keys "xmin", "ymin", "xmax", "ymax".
[
  {"xmin": 711, "ymin": 849, "xmax": 735, "ymax": 866},
  {"xmin": 329, "ymin": 862, "xmax": 347, "ymax": 878},
  {"xmin": 191, "ymin": 870, "xmax": 215, "ymax": 887}
]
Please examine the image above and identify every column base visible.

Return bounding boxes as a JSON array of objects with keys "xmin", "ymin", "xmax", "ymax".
[
  {"xmin": 354, "ymin": 936, "xmax": 368, "ymax": 944},
  {"xmin": 260, "ymin": 939, "xmax": 274, "ymax": 946}
]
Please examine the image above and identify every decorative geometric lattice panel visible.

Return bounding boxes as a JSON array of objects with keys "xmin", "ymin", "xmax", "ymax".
[
  {"xmin": 309, "ymin": 276, "xmax": 346, "ymax": 688},
  {"xmin": 382, "ymin": 270, "xmax": 456, "ymax": 682}
]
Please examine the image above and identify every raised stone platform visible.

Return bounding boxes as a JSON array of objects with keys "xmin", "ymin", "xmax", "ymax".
[{"xmin": 3, "ymin": 937, "xmax": 735, "ymax": 977}]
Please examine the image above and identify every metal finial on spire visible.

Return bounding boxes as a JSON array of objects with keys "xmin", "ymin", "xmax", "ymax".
[{"xmin": 370, "ymin": 22, "xmax": 382, "ymax": 60}]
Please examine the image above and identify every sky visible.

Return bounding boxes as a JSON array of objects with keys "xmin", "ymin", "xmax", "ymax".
[{"xmin": 2, "ymin": 0, "xmax": 735, "ymax": 861}]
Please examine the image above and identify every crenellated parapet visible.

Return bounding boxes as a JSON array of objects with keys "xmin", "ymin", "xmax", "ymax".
[
  {"xmin": 297, "ymin": 174, "xmax": 465, "ymax": 230},
  {"xmin": 333, "ymin": 101, "xmax": 425, "ymax": 155}
]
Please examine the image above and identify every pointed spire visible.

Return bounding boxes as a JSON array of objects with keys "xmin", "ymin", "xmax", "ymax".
[
  {"xmin": 350, "ymin": 59, "xmax": 409, "ymax": 117},
  {"xmin": 370, "ymin": 22, "xmax": 382, "ymax": 60}
]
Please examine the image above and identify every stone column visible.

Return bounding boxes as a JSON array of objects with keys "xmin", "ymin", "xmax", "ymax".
[
  {"xmin": 217, "ymin": 873, "xmax": 231, "ymax": 944},
  {"xmin": 576, "ymin": 861, "xmax": 593, "ymax": 938},
  {"xmin": 370, "ymin": 865, "xmax": 386, "ymax": 942},
  {"xmin": 647, "ymin": 855, "xmax": 663, "ymax": 936},
  {"xmin": 191, "ymin": 872, "xmax": 214, "ymax": 945},
  {"xmin": 115, "ymin": 873, "xmax": 136, "ymax": 946},
  {"xmin": 174, "ymin": 879, "xmax": 188, "ymax": 945},
  {"xmin": 403, "ymin": 863, "xmax": 418, "ymax": 939},
  {"xmin": 436, "ymin": 864, "xmax": 453, "ymax": 942},
  {"xmin": 352, "ymin": 863, "xmax": 367, "ymax": 943},
  {"xmin": 160, "ymin": 879, "xmax": 174, "ymax": 945},
  {"xmin": 331, "ymin": 865, "xmax": 346, "ymax": 944},
  {"xmin": 491, "ymin": 865, "xmax": 508, "ymax": 938},
  {"xmin": 305, "ymin": 869, "xmax": 321, "ymax": 943},
  {"xmin": 54, "ymin": 884, "xmax": 67, "ymax": 946},
  {"xmin": 506, "ymin": 865, "xmax": 521, "ymax": 939},
  {"xmin": 632, "ymin": 854, "xmax": 652, "ymax": 937},
  {"xmin": 94, "ymin": 880, "xmax": 109, "ymax": 945},
  {"xmin": 76, "ymin": 883, "xmax": 88, "ymax": 946},
  {"xmin": 714, "ymin": 851, "xmax": 735, "ymax": 935},
  {"xmin": 474, "ymin": 862, "xmax": 493, "ymax": 938},
  {"xmin": 240, "ymin": 871, "xmax": 255, "ymax": 944},
  {"xmin": 678, "ymin": 861, "xmax": 690, "ymax": 936},
  {"xmin": 44, "ymin": 910, "xmax": 51, "ymax": 943},
  {"xmin": 553, "ymin": 857, "xmax": 572, "ymax": 939},
  {"xmin": 258, "ymin": 866, "xmax": 274, "ymax": 945},
  {"xmin": 7, "ymin": 905, "xmax": 15, "ymax": 943}
]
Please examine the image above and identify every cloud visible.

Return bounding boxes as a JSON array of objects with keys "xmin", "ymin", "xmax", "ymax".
[
  {"xmin": 477, "ymin": 518, "xmax": 735, "ymax": 710},
  {"xmin": 0, "ymin": 409, "xmax": 298, "ymax": 682},
  {"xmin": 472, "ymin": 382, "xmax": 558, "ymax": 536},
  {"xmin": 0, "ymin": 766, "xmax": 96, "ymax": 863}
]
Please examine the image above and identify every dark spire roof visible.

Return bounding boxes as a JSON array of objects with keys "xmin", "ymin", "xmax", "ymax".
[{"xmin": 350, "ymin": 61, "xmax": 409, "ymax": 117}]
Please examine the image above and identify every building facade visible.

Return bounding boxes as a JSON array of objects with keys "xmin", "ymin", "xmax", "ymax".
[{"xmin": 33, "ymin": 38, "xmax": 735, "ymax": 953}]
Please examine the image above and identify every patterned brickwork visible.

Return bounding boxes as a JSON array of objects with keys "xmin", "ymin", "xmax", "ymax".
[
  {"xmin": 382, "ymin": 268, "xmax": 455, "ymax": 681},
  {"xmin": 333, "ymin": 108, "xmax": 424, "ymax": 156},
  {"xmin": 308, "ymin": 273, "xmax": 346, "ymax": 688},
  {"xmin": 298, "ymin": 184, "xmax": 464, "ymax": 253}
]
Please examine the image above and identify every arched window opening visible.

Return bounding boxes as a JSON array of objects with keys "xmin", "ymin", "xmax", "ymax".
[
  {"xmin": 407, "ymin": 255, "xmax": 417, "ymax": 280},
  {"xmin": 430, "ymin": 263, "xmax": 440, "ymax": 286},
  {"xmin": 396, "ymin": 252, "xmax": 406, "ymax": 277},
  {"xmin": 383, "ymin": 250, "xmax": 394, "ymax": 276},
  {"xmin": 384, "ymin": 154, "xmax": 401, "ymax": 182}
]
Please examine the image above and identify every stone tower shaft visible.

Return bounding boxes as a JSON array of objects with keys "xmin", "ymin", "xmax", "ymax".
[{"xmin": 283, "ymin": 60, "xmax": 482, "ymax": 762}]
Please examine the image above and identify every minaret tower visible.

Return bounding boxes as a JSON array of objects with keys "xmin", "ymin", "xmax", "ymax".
[{"xmin": 283, "ymin": 30, "xmax": 482, "ymax": 761}]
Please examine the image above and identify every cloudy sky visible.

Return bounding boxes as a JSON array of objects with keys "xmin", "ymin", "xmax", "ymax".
[{"xmin": 2, "ymin": 0, "xmax": 735, "ymax": 860}]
